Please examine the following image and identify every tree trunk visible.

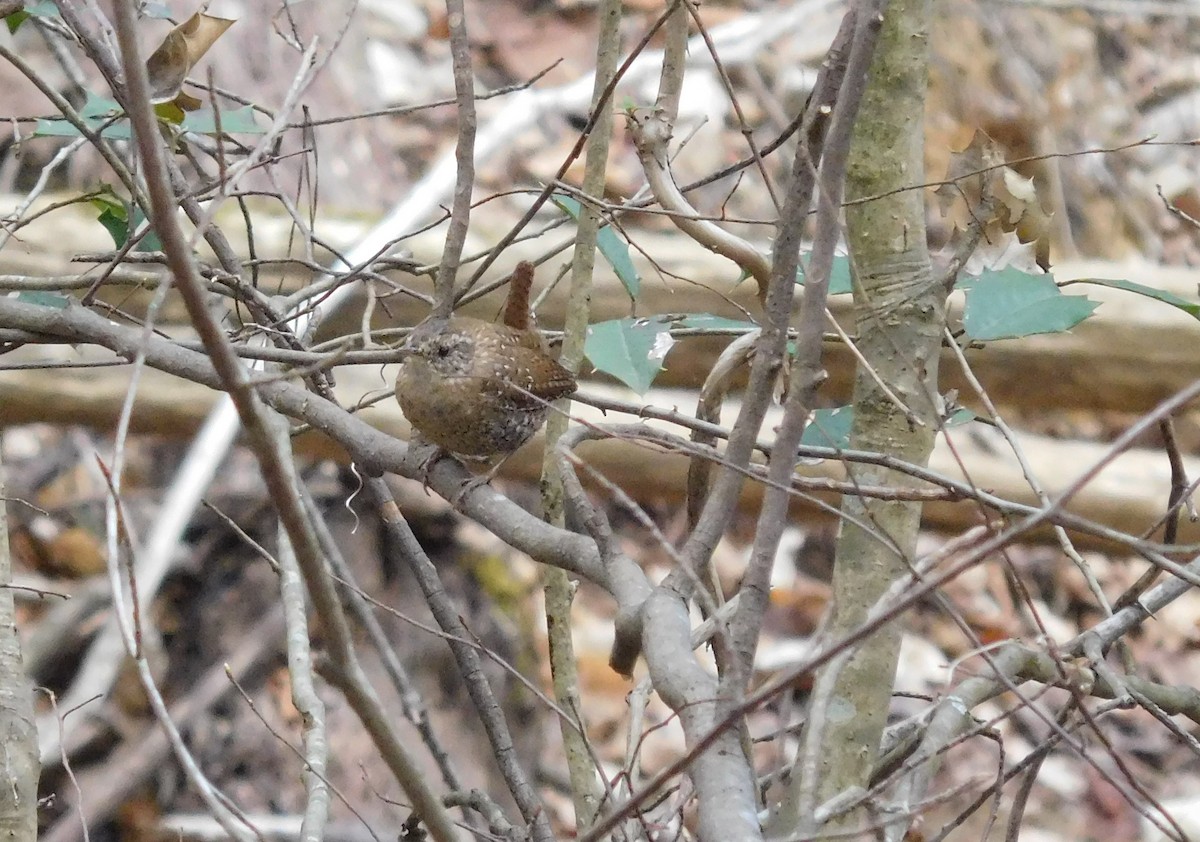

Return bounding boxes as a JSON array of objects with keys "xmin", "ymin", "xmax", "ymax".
[
  {"xmin": 771, "ymin": 0, "xmax": 940, "ymax": 836},
  {"xmin": 0, "ymin": 450, "xmax": 40, "ymax": 842}
]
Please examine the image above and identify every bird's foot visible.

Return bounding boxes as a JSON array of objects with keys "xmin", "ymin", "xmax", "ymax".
[
  {"xmin": 402, "ymin": 437, "xmax": 447, "ymax": 495},
  {"xmin": 450, "ymin": 474, "xmax": 490, "ymax": 507},
  {"xmin": 450, "ymin": 459, "xmax": 505, "ymax": 507}
]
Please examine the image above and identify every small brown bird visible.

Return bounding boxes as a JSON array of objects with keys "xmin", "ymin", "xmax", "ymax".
[{"xmin": 394, "ymin": 315, "xmax": 577, "ymax": 466}]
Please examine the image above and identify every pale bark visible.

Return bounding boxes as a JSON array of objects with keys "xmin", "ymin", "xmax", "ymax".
[
  {"xmin": 770, "ymin": 0, "xmax": 941, "ymax": 836},
  {"xmin": 0, "ymin": 449, "xmax": 39, "ymax": 842}
]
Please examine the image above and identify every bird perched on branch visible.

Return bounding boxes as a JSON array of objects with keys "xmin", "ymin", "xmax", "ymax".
[{"xmin": 394, "ymin": 262, "xmax": 576, "ymax": 489}]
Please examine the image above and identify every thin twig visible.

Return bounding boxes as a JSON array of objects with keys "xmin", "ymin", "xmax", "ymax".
[
  {"xmin": 110, "ymin": 3, "xmax": 461, "ymax": 837},
  {"xmin": 432, "ymin": 0, "xmax": 477, "ymax": 314},
  {"xmin": 366, "ymin": 477, "xmax": 552, "ymax": 842}
]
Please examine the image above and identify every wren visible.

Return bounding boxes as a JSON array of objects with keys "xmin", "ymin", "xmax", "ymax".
[{"xmin": 394, "ymin": 315, "xmax": 577, "ymax": 462}]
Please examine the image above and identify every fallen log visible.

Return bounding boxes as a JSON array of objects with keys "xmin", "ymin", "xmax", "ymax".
[
  {"xmin": 0, "ymin": 348, "xmax": 1191, "ymax": 549},
  {"xmin": 4, "ymin": 195, "xmax": 1198, "ymax": 413}
]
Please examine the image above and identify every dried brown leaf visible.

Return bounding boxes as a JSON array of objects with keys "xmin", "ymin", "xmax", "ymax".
[
  {"xmin": 935, "ymin": 128, "xmax": 1003, "ymax": 223},
  {"xmin": 145, "ymin": 12, "xmax": 235, "ymax": 104}
]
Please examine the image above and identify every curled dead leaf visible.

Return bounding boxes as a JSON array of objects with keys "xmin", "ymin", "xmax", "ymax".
[
  {"xmin": 935, "ymin": 129, "xmax": 1004, "ymax": 227},
  {"xmin": 995, "ymin": 167, "xmax": 1053, "ymax": 269},
  {"xmin": 145, "ymin": 11, "xmax": 235, "ymax": 104},
  {"xmin": 939, "ymin": 129, "xmax": 1053, "ymax": 271}
]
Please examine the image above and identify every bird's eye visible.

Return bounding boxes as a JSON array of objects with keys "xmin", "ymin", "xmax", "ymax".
[{"xmin": 436, "ymin": 345, "xmax": 450, "ymax": 357}]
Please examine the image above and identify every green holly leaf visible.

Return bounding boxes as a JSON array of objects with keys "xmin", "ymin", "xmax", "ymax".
[
  {"xmin": 944, "ymin": 407, "xmax": 976, "ymax": 428},
  {"xmin": 585, "ymin": 318, "xmax": 674, "ymax": 394},
  {"xmin": 180, "ymin": 106, "xmax": 265, "ymax": 135},
  {"xmin": 962, "ymin": 269, "xmax": 1098, "ymax": 340},
  {"xmin": 36, "ymin": 94, "xmax": 130, "ymax": 139},
  {"xmin": 95, "ymin": 205, "xmax": 129, "ymax": 247},
  {"xmin": 801, "ymin": 406, "xmax": 854, "ymax": 450},
  {"xmin": 91, "ymin": 191, "xmax": 130, "ymax": 247},
  {"xmin": 90, "ymin": 189, "xmax": 161, "ymax": 251}
]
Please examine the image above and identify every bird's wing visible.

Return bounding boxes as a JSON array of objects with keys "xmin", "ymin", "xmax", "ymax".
[
  {"xmin": 481, "ymin": 343, "xmax": 577, "ymax": 404},
  {"xmin": 499, "ymin": 322, "xmax": 549, "ymax": 353}
]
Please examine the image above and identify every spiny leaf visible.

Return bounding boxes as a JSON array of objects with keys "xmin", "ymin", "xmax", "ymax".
[
  {"xmin": 91, "ymin": 190, "xmax": 130, "ymax": 248},
  {"xmin": 935, "ymin": 129, "xmax": 1002, "ymax": 223},
  {"xmin": 957, "ymin": 231, "xmax": 1043, "ymax": 279},
  {"xmin": 962, "ymin": 269, "xmax": 1098, "ymax": 340},
  {"xmin": 585, "ymin": 318, "xmax": 674, "ymax": 394},
  {"xmin": 90, "ymin": 190, "xmax": 161, "ymax": 251},
  {"xmin": 95, "ymin": 206, "xmax": 130, "ymax": 248}
]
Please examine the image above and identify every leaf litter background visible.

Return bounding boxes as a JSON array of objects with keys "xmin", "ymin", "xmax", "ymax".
[{"xmin": 5, "ymin": 0, "xmax": 1200, "ymax": 839}]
